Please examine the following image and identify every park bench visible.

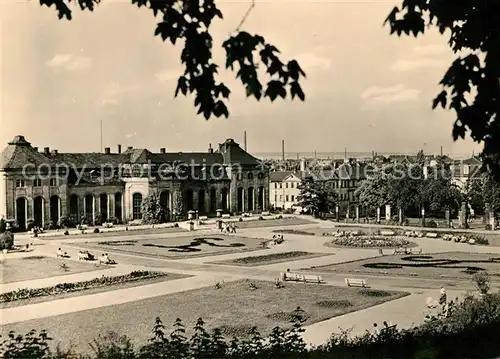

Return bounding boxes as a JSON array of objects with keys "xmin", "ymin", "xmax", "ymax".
[
  {"xmin": 345, "ymin": 278, "xmax": 368, "ymax": 288},
  {"xmin": 221, "ymin": 214, "xmax": 231, "ymax": 219},
  {"xmin": 301, "ymin": 274, "xmax": 324, "ymax": 283},
  {"xmin": 281, "ymin": 272, "xmax": 323, "ymax": 284},
  {"xmin": 199, "ymin": 216, "xmax": 208, "ymax": 221}
]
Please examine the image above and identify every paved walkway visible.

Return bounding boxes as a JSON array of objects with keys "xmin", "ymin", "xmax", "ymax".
[
  {"xmin": 302, "ymin": 289, "xmax": 466, "ymax": 346},
  {"xmin": 2, "ymin": 216, "xmax": 498, "ymax": 349}
]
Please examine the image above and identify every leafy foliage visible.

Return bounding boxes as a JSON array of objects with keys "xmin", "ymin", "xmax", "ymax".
[
  {"xmin": 354, "ymin": 170, "xmax": 390, "ymax": 213},
  {"xmin": 36, "ymin": 0, "xmax": 306, "ymax": 119},
  {"xmin": 385, "ymin": 1, "xmax": 500, "ymax": 179},
  {"xmin": 0, "ymin": 231, "xmax": 14, "ymax": 250},
  {"xmin": 141, "ymin": 192, "xmax": 166, "ymax": 224},
  {"xmin": 296, "ymin": 176, "xmax": 337, "ymax": 218}
]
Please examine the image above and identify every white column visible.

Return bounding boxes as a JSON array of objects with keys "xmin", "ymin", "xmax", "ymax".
[
  {"xmin": 385, "ymin": 205, "xmax": 391, "ymax": 221},
  {"xmin": 376, "ymin": 207, "xmax": 381, "ymax": 222},
  {"xmin": 242, "ymin": 189, "xmax": 245, "ymax": 212},
  {"xmin": 92, "ymin": 196, "xmax": 96, "ymax": 224}
]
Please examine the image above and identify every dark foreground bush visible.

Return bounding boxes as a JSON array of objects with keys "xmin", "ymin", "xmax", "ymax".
[{"xmin": 2, "ymin": 291, "xmax": 500, "ymax": 359}]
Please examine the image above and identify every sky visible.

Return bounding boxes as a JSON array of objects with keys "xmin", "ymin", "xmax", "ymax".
[{"xmin": 0, "ymin": 0, "xmax": 484, "ymax": 156}]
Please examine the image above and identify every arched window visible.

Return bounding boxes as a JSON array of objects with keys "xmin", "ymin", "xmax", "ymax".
[
  {"xmin": 132, "ymin": 193, "xmax": 143, "ymax": 220},
  {"xmin": 247, "ymin": 172, "xmax": 254, "ymax": 180},
  {"xmin": 257, "ymin": 172, "xmax": 264, "ymax": 179}
]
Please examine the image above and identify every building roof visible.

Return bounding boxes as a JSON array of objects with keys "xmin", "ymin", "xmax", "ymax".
[
  {"xmin": 269, "ymin": 171, "xmax": 304, "ymax": 182},
  {"xmin": 0, "ymin": 136, "xmax": 262, "ymax": 170},
  {"xmin": 0, "ymin": 136, "xmax": 54, "ymax": 169}
]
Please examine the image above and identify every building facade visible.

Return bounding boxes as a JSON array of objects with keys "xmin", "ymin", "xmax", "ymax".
[
  {"xmin": 269, "ymin": 171, "xmax": 302, "ymax": 210},
  {"xmin": 0, "ymin": 136, "xmax": 269, "ymax": 230}
]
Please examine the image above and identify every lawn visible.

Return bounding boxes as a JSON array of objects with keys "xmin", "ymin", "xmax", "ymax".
[
  {"xmin": 41, "ymin": 226, "xmax": 187, "ymax": 239},
  {"xmin": 76, "ymin": 234, "xmax": 266, "ymax": 259},
  {"xmin": 212, "ymin": 251, "xmax": 329, "ymax": 267},
  {"xmin": 0, "ymin": 271, "xmax": 190, "ymax": 309},
  {"xmin": 0, "ymin": 256, "xmax": 107, "ymax": 284},
  {"xmin": 3, "ymin": 279, "xmax": 408, "ymax": 354},
  {"xmin": 315, "ymin": 252, "xmax": 500, "ymax": 280}
]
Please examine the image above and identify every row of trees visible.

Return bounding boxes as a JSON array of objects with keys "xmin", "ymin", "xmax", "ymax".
[{"xmin": 294, "ymin": 162, "xmax": 499, "ymax": 221}]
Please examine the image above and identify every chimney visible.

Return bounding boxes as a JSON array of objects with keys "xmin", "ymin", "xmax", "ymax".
[
  {"xmin": 104, "ymin": 147, "xmax": 111, "ymax": 154},
  {"xmin": 244, "ymin": 131, "xmax": 247, "ymax": 152},
  {"xmin": 300, "ymin": 158, "xmax": 306, "ymax": 172},
  {"xmin": 160, "ymin": 148, "xmax": 166, "ymax": 154},
  {"xmin": 117, "ymin": 144, "xmax": 122, "ymax": 154},
  {"xmin": 51, "ymin": 149, "xmax": 58, "ymax": 155},
  {"xmin": 33, "ymin": 147, "xmax": 38, "ymax": 152},
  {"xmin": 281, "ymin": 140, "xmax": 285, "ymax": 161},
  {"xmin": 127, "ymin": 146, "xmax": 133, "ymax": 150},
  {"xmin": 440, "ymin": 146, "xmax": 443, "ymax": 157},
  {"xmin": 208, "ymin": 143, "xmax": 213, "ymax": 153},
  {"xmin": 44, "ymin": 147, "xmax": 50, "ymax": 155}
]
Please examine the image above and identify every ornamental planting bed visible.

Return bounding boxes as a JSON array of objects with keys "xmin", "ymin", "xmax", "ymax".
[
  {"xmin": 78, "ymin": 234, "xmax": 265, "ymax": 259},
  {"xmin": 2, "ymin": 279, "xmax": 408, "ymax": 354},
  {"xmin": 319, "ymin": 252, "xmax": 500, "ymax": 280},
  {"xmin": 0, "ymin": 256, "xmax": 106, "ymax": 284},
  {"xmin": 0, "ymin": 270, "xmax": 188, "ymax": 308},
  {"xmin": 211, "ymin": 251, "xmax": 329, "ymax": 267},
  {"xmin": 325, "ymin": 235, "xmax": 415, "ymax": 249}
]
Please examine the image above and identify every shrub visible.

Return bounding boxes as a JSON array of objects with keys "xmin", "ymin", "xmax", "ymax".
[
  {"xmin": 0, "ymin": 231, "xmax": 14, "ymax": 250},
  {"xmin": 239, "ymin": 217, "xmax": 243, "ymax": 222},
  {"xmin": 0, "ymin": 218, "xmax": 6, "ymax": 233},
  {"xmin": 64, "ymin": 230, "xmax": 69, "ymax": 235},
  {"xmin": 472, "ymin": 272, "xmax": 491, "ymax": 294},
  {"xmin": 475, "ymin": 236, "xmax": 489, "ymax": 245},
  {"xmin": 173, "ymin": 223, "xmax": 179, "ymax": 228},
  {"xmin": 359, "ymin": 290, "xmax": 392, "ymax": 298},
  {"xmin": 26, "ymin": 218, "xmax": 35, "ymax": 231},
  {"xmin": 59, "ymin": 216, "xmax": 75, "ymax": 228},
  {"xmin": 277, "ymin": 214, "xmax": 283, "ymax": 219},
  {"xmin": 93, "ymin": 228, "xmax": 100, "ymax": 234},
  {"xmin": 426, "ymin": 220, "xmax": 438, "ymax": 228},
  {"xmin": 403, "ymin": 218, "xmax": 410, "ymax": 226},
  {"xmin": 258, "ymin": 216, "xmax": 264, "ymax": 220}
]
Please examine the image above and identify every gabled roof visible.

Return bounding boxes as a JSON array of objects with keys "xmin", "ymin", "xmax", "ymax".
[
  {"xmin": 269, "ymin": 171, "xmax": 303, "ymax": 182},
  {"xmin": 217, "ymin": 139, "xmax": 262, "ymax": 166},
  {"xmin": 0, "ymin": 136, "xmax": 53, "ymax": 169}
]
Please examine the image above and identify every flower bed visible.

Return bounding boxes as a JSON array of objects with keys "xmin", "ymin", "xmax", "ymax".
[
  {"xmin": 0, "ymin": 270, "xmax": 167, "ymax": 303},
  {"xmin": 232, "ymin": 251, "xmax": 311, "ymax": 264},
  {"xmin": 327, "ymin": 235, "xmax": 412, "ymax": 248}
]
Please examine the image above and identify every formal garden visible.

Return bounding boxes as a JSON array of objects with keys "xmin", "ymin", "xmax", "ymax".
[
  {"xmin": 1, "ymin": 279, "xmax": 407, "ymax": 355},
  {"xmin": 315, "ymin": 252, "xmax": 500, "ymax": 280},
  {"xmin": 76, "ymin": 235, "xmax": 266, "ymax": 259},
  {"xmin": 0, "ymin": 270, "xmax": 189, "ymax": 309},
  {"xmin": 211, "ymin": 251, "xmax": 329, "ymax": 267},
  {"xmin": 0, "ymin": 255, "xmax": 107, "ymax": 284},
  {"xmin": 2, "ymin": 279, "xmax": 500, "ymax": 359}
]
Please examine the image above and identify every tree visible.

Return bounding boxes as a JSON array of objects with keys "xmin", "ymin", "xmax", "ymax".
[
  {"xmin": 463, "ymin": 176, "xmax": 485, "ymax": 216},
  {"xmin": 37, "ymin": 0, "xmax": 306, "ymax": 120},
  {"xmin": 385, "ymin": 2, "xmax": 500, "ymax": 178},
  {"xmin": 354, "ymin": 170, "xmax": 390, "ymax": 216},
  {"xmin": 296, "ymin": 176, "xmax": 337, "ymax": 218},
  {"xmin": 482, "ymin": 173, "xmax": 500, "ymax": 215},
  {"xmin": 141, "ymin": 192, "xmax": 166, "ymax": 224},
  {"xmin": 386, "ymin": 164, "xmax": 421, "ymax": 217}
]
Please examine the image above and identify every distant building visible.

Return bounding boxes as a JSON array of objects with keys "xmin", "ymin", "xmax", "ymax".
[
  {"xmin": 269, "ymin": 171, "xmax": 303, "ymax": 210},
  {"xmin": 450, "ymin": 156, "xmax": 483, "ymax": 190},
  {"xmin": 0, "ymin": 136, "xmax": 270, "ymax": 230}
]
